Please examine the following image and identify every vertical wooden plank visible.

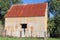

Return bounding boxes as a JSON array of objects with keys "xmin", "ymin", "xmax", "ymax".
[
  {"xmin": 44, "ymin": 32, "xmax": 47, "ymax": 40},
  {"xmin": 20, "ymin": 30, "xmax": 22, "ymax": 37},
  {"xmin": 4, "ymin": 30, "xmax": 6, "ymax": 37}
]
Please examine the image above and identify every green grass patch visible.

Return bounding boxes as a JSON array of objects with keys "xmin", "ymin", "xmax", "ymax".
[
  {"xmin": 47, "ymin": 38, "xmax": 60, "ymax": 40},
  {"xmin": 0, "ymin": 37, "xmax": 60, "ymax": 40}
]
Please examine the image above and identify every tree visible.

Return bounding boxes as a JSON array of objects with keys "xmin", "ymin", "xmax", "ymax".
[
  {"xmin": 48, "ymin": 0, "xmax": 60, "ymax": 37},
  {"xmin": 0, "ymin": 0, "xmax": 22, "ymax": 15}
]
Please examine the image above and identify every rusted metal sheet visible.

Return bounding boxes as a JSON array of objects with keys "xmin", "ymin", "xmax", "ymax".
[{"xmin": 5, "ymin": 3, "xmax": 47, "ymax": 18}]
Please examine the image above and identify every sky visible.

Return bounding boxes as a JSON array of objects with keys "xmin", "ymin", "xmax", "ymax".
[{"xmin": 22, "ymin": 0, "xmax": 47, "ymax": 4}]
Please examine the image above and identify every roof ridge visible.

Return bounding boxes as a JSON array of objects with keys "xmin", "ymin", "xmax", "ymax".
[{"xmin": 12, "ymin": 2, "xmax": 47, "ymax": 6}]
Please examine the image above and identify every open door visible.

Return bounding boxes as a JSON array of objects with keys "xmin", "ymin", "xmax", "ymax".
[{"xmin": 21, "ymin": 24, "xmax": 27, "ymax": 37}]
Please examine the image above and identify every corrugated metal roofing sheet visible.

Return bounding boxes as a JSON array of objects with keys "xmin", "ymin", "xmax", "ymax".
[{"xmin": 5, "ymin": 3, "xmax": 47, "ymax": 17}]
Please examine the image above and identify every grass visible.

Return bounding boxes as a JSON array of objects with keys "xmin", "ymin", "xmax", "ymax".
[
  {"xmin": 0, "ymin": 37, "xmax": 60, "ymax": 40},
  {"xmin": 48, "ymin": 38, "xmax": 60, "ymax": 40}
]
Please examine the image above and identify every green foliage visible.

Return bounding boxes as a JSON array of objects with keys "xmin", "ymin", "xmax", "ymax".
[
  {"xmin": 48, "ymin": 0, "xmax": 60, "ymax": 37},
  {"xmin": 48, "ymin": 18, "xmax": 54, "ymax": 33},
  {"xmin": 0, "ymin": 0, "xmax": 22, "ymax": 15}
]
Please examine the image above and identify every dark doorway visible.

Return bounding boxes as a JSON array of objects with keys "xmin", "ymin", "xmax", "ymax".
[
  {"xmin": 21, "ymin": 24, "xmax": 27, "ymax": 35},
  {"xmin": 21, "ymin": 24, "xmax": 27, "ymax": 28}
]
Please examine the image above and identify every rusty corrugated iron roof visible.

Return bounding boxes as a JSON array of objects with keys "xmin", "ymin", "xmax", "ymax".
[{"xmin": 5, "ymin": 3, "xmax": 47, "ymax": 17}]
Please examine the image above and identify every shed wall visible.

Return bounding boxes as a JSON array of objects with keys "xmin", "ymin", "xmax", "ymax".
[{"xmin": 5, "ymin": 16, "xmax": 47, "ymax": 37}]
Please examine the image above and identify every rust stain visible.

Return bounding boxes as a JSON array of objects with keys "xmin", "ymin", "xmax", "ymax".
[
  {"xmin": 30, "ymin": 26, "xmax": 33, "ymax": 31},
  {"xmin": 15, "ymin": 24, "xmax": 18, "ymax": 29}
]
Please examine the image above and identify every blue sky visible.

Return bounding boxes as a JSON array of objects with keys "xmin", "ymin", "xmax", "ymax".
[{"xmin": 22, "ymin": 0, "xmax": 47, "ymax": 4}]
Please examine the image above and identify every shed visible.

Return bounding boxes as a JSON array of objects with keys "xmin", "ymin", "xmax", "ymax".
[{"xmin": 5, "ymin": 2, "xmax": 48, "ymax": 37}]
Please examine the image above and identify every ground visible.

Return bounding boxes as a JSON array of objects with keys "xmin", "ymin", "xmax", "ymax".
[{"xmin": 0, "ymin": 37, "xmax": 60, "ymax": 40}]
